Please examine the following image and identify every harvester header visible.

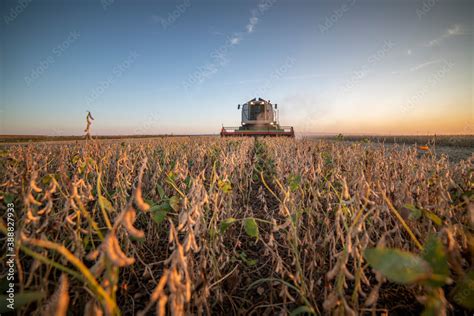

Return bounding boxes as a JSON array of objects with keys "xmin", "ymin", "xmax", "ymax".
[{"xmin": 220, "ymin": 98, "xmax": 294, "ymax": 137}]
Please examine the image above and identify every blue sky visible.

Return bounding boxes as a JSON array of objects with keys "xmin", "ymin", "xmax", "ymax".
[{"xmin": 0, "ymin": 0, "xmax": 472, "ymax": 135}]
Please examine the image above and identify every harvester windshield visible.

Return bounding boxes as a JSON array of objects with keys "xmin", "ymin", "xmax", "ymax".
[
  {"xmin": 242, "ymin": 100, "xmax": 275, "ymax": 125},
  {"xmin": 249, "ymin": 104, "xmax": 264, "ymax": 120}
]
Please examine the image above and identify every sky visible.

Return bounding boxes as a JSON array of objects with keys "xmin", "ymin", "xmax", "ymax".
[{"xmin": 0, "ymin": 0, "xmax": 472, "ymax": 136}]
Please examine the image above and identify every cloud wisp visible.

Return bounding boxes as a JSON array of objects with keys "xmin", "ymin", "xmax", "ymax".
[
  {"xmin": 246, "ymin": 16, "xmax": 259, "ymax": 33},
  {"xmin": 409, "ymin": 59, "xmax": 443, "ymax": 72},
  {"xmin": 182, "ymin": 0, "xmax": 276, "ymax": 89},
  {"xmin": 427, "ymin": 24, "xmax": 466, "ymax": 47},
  {"xmin": 232, "ymin": 0, "xmax": 275, "ymax": 45}
]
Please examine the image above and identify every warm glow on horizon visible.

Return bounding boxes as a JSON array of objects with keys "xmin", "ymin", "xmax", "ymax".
[{"xmin": 0, "ymin": 0, "xmax": 472, "ymax": 136}]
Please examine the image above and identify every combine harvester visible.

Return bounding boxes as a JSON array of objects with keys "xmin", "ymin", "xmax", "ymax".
[{"xmin": 220, "ymin": 98, "xmax": 294, "ymax": 137}]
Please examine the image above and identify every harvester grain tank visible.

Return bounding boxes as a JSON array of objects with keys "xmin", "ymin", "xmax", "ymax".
[{"xmin": 220, "ymin": 98, "xmax": 294, "ymax": 137}]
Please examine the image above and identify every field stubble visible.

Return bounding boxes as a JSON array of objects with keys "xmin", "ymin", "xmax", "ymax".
[{"xmin": 0, "ymin": 137, "xmax": 472, "ymax": 315}]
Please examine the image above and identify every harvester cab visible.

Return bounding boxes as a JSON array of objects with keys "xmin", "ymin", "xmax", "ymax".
[{"xmin": 221, "ymin": 98, "xmax": 294, "ymax": 137}]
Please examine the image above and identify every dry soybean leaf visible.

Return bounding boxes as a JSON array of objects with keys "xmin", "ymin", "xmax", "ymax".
[
  {"xmin": 239, "ymin": 252, "xmax": 257, "ymax": 266},
  {"xmin": 288, "ymin": 174, "xmax": 301, "ymax": 192},
  {"xmin": 220, "ymin": 217, "xmax": 237, "ymax": 233},
  {"xmin": 98, "ymin": 196, "xmax": 114, "ymax": 213},
  {"xmin": 422, "ymin": 209, "xmax": 442, "ymax": 226},
  {"xmin": 72, "ymin": 154, "xmax": 80, "ymax": 164},
  {"xmin": 218, "ymin": 179, "xmax": 232, "ymax": 193},
  {"xmin": 244, "ymin": 218, "xmax": 259, "ymax": 240},
  {"xmin": 169, "ymin": 196, "xmax": 180, "ymax": 212},
  {"xmin": 150, "ymin": 202, "xmax": 171, "ymax": 224},
  {"xmin": 451, "ymin": 270, "xmax": 474, "ymax": 309},
  {"xmin": 404, "ymin": 204, "xmax": 422, "ymax": 220},
  {"xmin": 364, "ymin": 248, "xmax": 431, "ymax": 284},
  {"xmin": 421, "ymin": 235, "xmax": 449, "ymax": 287},
  {"xmin": 3, "ymin": 193, "xmax": 14, "ymax": 204},
  {"xmin": 290, "ymin": 305, "xmax": 315, "ymax": 315},
  {"xmin": 156, "ymin": 184, "xmax": 167, "ymax": 200}
]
